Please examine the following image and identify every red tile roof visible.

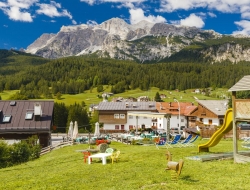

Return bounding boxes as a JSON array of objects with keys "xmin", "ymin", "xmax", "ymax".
[{"xmin": 156, "ymin": 102, "xmax": 197, "ymax": 116}]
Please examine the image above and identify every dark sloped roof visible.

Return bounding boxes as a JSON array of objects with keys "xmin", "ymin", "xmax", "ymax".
[
  {"xmin": 0, "ymin": 100, "xmax": 54, "ymax": 133},
  {"xmin": 229, "ymin": 75, "xmax": 250, "ymax": 92}
]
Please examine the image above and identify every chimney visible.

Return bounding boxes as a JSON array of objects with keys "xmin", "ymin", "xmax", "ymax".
[
  {"xmin": 34, "ymin": 103, "xmax": 42, "ymax": 121},
  {"xmin": 169, "ymin": 102, "xmax": 172, "ymax": 107}
]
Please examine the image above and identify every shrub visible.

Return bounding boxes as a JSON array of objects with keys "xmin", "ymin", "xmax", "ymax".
[
  {"xmin": 10, "ymin": 141, "xmax": 30, "ymax": 164},
  {"xmin": 0, "ymin": 135, "xmax": 41, "ymax": 168},
  {"xmin": 27, "ymin": 135, "xmax": 41, "ymax": 160},
  {"xmin": 0, "ymin": 140, "xmax": 11, "ymax": 168}
]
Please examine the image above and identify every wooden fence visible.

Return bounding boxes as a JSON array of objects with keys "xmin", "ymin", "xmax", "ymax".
[
  {"xmin": 40, "ymin": 141, "xmax": 73, "ymax": 155},
  {"xmin": 199, "ymin": 128, "xmax": 250, "ymax": 139}
]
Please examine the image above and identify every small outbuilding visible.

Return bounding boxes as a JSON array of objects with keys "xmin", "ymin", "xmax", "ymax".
[
  {"xmin": 0, "ymin": 100, "xmax": 54, "ymax": 147},
  {"xmin": 229, "ymin": 75, "xmax": 250, "ymax": 163}
]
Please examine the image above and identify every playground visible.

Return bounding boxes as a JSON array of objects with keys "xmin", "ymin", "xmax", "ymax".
[
  {"xmin": 1, "ymin": 139, "xmax": 250, "ymax": 190},
  {"xmin": 196, "ymin": 75, "xmax": 250, "ymax": 163},
  {"xmin": 1, "ymin": 76, "xmax": 250, "ymax": 189}
]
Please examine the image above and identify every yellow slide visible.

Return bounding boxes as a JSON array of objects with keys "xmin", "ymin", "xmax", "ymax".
[{"xmin": 198, "ymin": 109, "xmax": 233, "ymax": 152}]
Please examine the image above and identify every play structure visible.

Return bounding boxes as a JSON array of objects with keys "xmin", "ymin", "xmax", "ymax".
[
  {"xmin": 198, "ymin": 109, "xmax": 233, "ymax": 152},
  {"xmin": 165, "ymin": 151, "xmax": 184, "ymax": 181},
  {"xmin": 198, "ymin": 75, "xmax": 250, "ymax": 163}
]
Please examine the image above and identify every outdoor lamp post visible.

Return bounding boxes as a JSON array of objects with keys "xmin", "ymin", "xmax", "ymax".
[
  {"xmin": 174, "ymin": 99, "xmax": 181, "ymax": 134},
  {"xmin": 136, "ymin": 116, "xmax": 138, "ymax": 134},
  {"xmin": 164, "ymin": 113, "xmax": 171, "ymax": 142}
]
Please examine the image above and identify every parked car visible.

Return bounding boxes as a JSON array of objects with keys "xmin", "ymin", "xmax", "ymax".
[{"xmin": 238, "ymin": 123, "xmax": 250, "ymax": 130}]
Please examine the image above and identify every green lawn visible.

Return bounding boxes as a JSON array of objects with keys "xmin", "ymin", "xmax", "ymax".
[
  {"xmin": 0, "ymin": 90, "xmax": 19, "ymax": 100},
  {"xmin": 0, "ymin": 87, "xmax": 229, "ymax": 108},
  {"xmin": 1, "ymin": 139, "xmax": 250, "ymax": 190}
]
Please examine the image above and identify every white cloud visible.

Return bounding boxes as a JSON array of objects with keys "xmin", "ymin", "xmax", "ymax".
[
  {"xmin": 6, "ymin": 6, "xmax": 33, "ymax": 22},
  {"xmin": 0, "ymin": 0, "xmax": 73, "ymax": 22},
  {"xmin": 129, "ymin": 8, "xmax": 166, "ymax": 24},
  {"xmin": 159, "ymin": 0, "xmax": 250, "ymax": 19},
  {"xmin": 72, "ymin": 20, "xmax": 77, "ymax": 25},
  {"xmin": 233, "ymin": 20, "xmax": 250, "ymax": 35},
  {"xmin": 8, "ymin": 0, "xmax": 38, "ymax": 9},
  {"xmin": 0, "ymin": 2, "xmax": 8, "ymax": 8},
  {"xmin": 87, "ymin": 20, "xmax": 98, "ymax": 26},
  {"xmin": 36, "ymin": 2, "xmax": 72, "ymax": 19},
  {"xmin": 80, "ymin": 0, "xmax": 146, "ymax": 7},
  {"xmin": 80, "ymin": 0, "xmax": 96, "ymax": 5},
  {"xmin": 208, "ymin": 12, "xmax": 217, "ymax": 18},
  {"xmin": 241, "ymin": 12, "xmax": 250, "ymax": 19},
  {"xmin": 0, "ymin": 0, "xmax": 36, "ymax": 22},
  {"xmin": 169, "ymin": 20, "xmax": 179, "ymax": 25},
  {"xmin": 180, "ymin": 13, "xmax": 205, "ymax": 28}
]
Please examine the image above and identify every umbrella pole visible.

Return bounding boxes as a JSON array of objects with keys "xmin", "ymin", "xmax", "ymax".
[{"xmin": 88, "ymin": 132, "xmax": 91, "ymax": 149}]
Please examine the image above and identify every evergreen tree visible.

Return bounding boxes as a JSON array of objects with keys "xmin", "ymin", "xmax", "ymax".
[
  {"xmin": 67, "ymin": 103, "xmax": 90, "ymax": 132},
  {"xmin": 154, "ymin": 92, "xmax": 162, "ymax": 102},
  {"xmin": 97, "ymin": 85, "xmax": 103, "ymax": 93},
  {"xmin": 53, "ymin": 102, "xmax": 68, "ymax": 133}
]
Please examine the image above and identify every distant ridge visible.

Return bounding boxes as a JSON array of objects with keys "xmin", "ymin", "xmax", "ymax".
[{"xmin": 25, "ymin": 18, "xmax": 250, "ymax": 63}]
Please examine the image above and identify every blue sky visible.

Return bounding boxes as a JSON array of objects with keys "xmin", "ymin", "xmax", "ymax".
[{"xmin": 1, "ymin": 0, "xmax": 250, "ymax": 50}]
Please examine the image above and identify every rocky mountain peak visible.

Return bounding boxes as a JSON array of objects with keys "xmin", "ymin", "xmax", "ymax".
[
  {"xmin": 98, "ymin": 17, "xmax": 131, "ymax": 40},
  {"xmin": 26, "ymin": 33, "xmax": 55, "ymax": 54},
  {"xmin": 25, "ymin": 17, "xmax": 250, "ymax": 63}
]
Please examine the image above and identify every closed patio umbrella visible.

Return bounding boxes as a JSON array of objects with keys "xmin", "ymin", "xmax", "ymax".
[
  {"xmin": 68, "ymin": 121, "xmax": 73, "ymax": 140},
  {"xmin": 72, "ymin": 121, "xmax": 79, "ymax": 140},
  {"xmin": 94, "ymin": 122, "xmax": 100, "ymax": 137}
]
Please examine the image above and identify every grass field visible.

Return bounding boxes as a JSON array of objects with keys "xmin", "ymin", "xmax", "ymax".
[
  {"xmin": 0, "ymin": 139, "xmax": 249, "ymax": 190},
  {"xmin": 0, "ymin": 87, "xmax": 229, "ymax": 108},
  {"xmin": 0, "ymin": 90, "xmax": 19, "ymax": 100}
]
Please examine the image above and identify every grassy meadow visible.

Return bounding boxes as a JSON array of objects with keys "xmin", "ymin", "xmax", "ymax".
[
  {"xmin": 0, "ymin": 87, "xmax": 229, "ymax": 108},
  {"xmin": 0, "ymin": 139, "xmax": 250, "ymax": 190}
]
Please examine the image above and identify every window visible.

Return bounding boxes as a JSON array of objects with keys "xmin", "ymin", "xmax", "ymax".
[
  {"xmin": 129, "ymin": 125, "xmax": 133, "ymax": 129},
  {"xmin": 121, "ymin": 125, "xmax": 124, "ymax": 130},
  {"xmin": 181, "ymin": 119, "xmax": 184, "ymax": 122},
  {"xmin": 114, "ymin": 114, "xmax": 119, "ymax": 119},
  {"xmin": 10, "ymin": 101, "xmax": 16, "ymax": 106},
  {"xmin": 209, "ymin": 119, "xmax": 212, "ymax": 125},
  {"xmin": 115, "ymin": 125, "xmax": 119, "ymax": 130},
  {"xmin": 129, "ymin": 115, "xmax": 133, "ymax": 119},
  {"xmin": 25, "ymin": 112, "xmax": 33, "ymax": 120},
  {"xmin": 143, "ymin": 116, "xmax": 147, "ymax": 119},
  {"xmin": 120, "ymin": 114, "xmax": 125, "ymax": 119},
  {"xmin": 3, "ymin": 115, "xmax": 11, "ymax": 123}
]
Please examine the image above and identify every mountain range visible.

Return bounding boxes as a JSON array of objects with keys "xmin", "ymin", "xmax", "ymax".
[{"xmin": 25, "ymin": 18, "xmax": 250, "ymax": 63}]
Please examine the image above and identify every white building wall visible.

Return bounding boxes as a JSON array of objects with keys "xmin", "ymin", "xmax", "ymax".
[
  {"xmin": 103, "ymin": 123, "xmax": 123, "ymax": 130},
  {"xmin": 127, "ymin": 112, "xmax": 153, "ymax": 130},
  {"xmin": 103, "ymin": 113, "xmax": 189, "ymax": 131},
  {"xmin": 201, "ymin": 118, "xmax": 220, "ymax": 126},
  {"xmin": 157, "ymin": 115, "xmax": 188, "ymax": 131}
]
